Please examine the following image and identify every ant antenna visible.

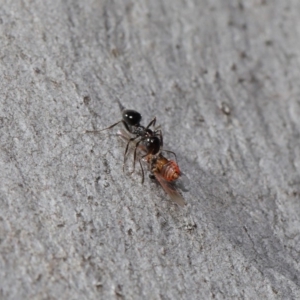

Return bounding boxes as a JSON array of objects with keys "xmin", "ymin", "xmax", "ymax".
[{"xmin": 116, "ymin": 98, "xmax": 125, "ymax": 112}]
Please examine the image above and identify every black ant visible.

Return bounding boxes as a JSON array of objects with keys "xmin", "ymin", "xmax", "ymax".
[{"xmin": 86, "ymin": 100, "xmax": 177, "ymax": 183}]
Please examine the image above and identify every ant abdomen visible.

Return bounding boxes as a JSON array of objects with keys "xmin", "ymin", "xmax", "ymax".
[{"xmin": 122, "ymin": 110, "xmax": 142, "ymax": 126}]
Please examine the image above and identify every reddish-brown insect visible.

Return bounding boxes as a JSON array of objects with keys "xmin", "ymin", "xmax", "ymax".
[
  {"xmin": 146, "ymin": 153, "xmax": 186, "ymax": 206},
  {"xmin": 119, "ymin": 129, "xmax": 187, "ymax": 207}
]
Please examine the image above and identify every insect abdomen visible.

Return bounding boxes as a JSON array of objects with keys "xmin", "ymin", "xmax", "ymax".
[{"xmin": 161, "ymin": 161, "xmax": 180, "ymax": 181}]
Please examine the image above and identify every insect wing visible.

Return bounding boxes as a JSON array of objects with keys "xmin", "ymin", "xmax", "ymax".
[
  {"xmin": 175, "ymin": 172, "xmax": 190, "ymax": 192},
  {"xmin": 154, "ymin": 171, "xmax": 186, "ymax": 207}
]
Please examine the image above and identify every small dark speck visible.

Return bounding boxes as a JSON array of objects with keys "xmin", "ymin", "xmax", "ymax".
[
  {"xmin": 240, "ymin": 51, "xmax": 247, "ymax": 59},
  {"xmin": 83, "ymin": 96, "xmax": 91, "ymax": 105},
  {"xmin": 151, "ymin": 90, "xmax": 155, "ymax": 96},
  {"xmin": 57, "ymin": 223, "xmax": 65, "ymax": 228},
  {"xmin": 128, "ymin": 228, "xmax": 133, "ymax": 235},
  {"xmin": 176, "ymin": 44, "xmax": 180, "ymax": 49},
  {"xmin": 231, "ymin": 64, "xmax": 237, "ymax": 71},
  {"xmin": 36, "ymin": 274, "xmax": 42, "ymax": 282},
  {"xmin": 265, "ymin": 40, "xmax": 273, "ymax": 46},
  {"xmin": 95, "ymin": 283, "xmax": 103, "ymax": 290},
  {"xmin": 94, "ymin": 202, "xmax": 99, "ymax": 206},
  {"xmin": 242, "ymin": 24, "xmax": 247, "ymax": 30},
  {"xmin": 95, "ymin": 176, "xmax": 101, "ymax": 182},
  {"xmin": 238, "ymin": 78, "xmax": 245, "ymax": 83},
  {"xmin": 111, "ymin": 48, "xmax": 119, "ymax": 57},
  {"xmin": 293, "ymin": 191, "xmax": 297, "ymax": 197},
  {"xmin": 115, "ymin": 285, "xmax": 123, "ymax": 297},
  {"xmin": 215, "ymin": 71, "xmax": 220, "ymax": 79},
  {"xmin": 90, "ymin": 149, "xmax": 94, "ymax": 154},
  {"xmin": 250, "ymin": 75, "xmax": 258, "ymax": 84},
  {"xmin": 173, "ymin": 82, "xmax": 182, "ymax": 92},
  {"xmin": 0, "ymin": 18, "xmax": 3, "ymax": 24},
  {"xmin": 184, "ymin": 222, "xmax": 197, "ymax": 231},
  {"xmin": 104, "ymin": 182, "xmax": 110, "ymax": 188},
  {"xmin": 88, "ymin": 195, "xmax": 93, "ymax": 201},
  {"xmin": 261, "ymin": 0, "xmax": 267, "ymax": 5},
  {"xmin": 238, "ymin": 2, "xmax": 244, "ymax": 10},
  {"xmin": 34, "ymin": 68, "xmax": 41, "ymax": 74}
]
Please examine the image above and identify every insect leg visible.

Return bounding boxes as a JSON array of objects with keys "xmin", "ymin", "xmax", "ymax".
[
  {"xmin": 138, "ymin": 153, "xmax": 149, "ymax": 184},
  {"xmin": 139, "ymin": 158, "xmax": 145, "ymax": 184},
  {"xmin": 131, "ymin": 137, "xmax": 147, "ymax": 173},
  {"xmin": 145, "ymin": 117, "xmax": 156, "ymax": 129},
  {"xmin": 157, "ymin": 129, "xmax": 163, "ymax": 148},
  {"xmin": 116, "ymin": 98, "xmax": 125, "ymax": 112},
  {"xmin": 85, "ymin": 120, "xmax": 124, "ymax": 133},
  {"xmin": 123, "ymin": 136, "xmax": 140, "ymax": 172},
  {"xmin": 162, "ymin": 150, "xmax": 178, "ymax": 163}
]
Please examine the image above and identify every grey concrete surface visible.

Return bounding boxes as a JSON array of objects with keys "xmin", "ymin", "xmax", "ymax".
[{"xmin": 0, "ymin": 0, "xmax": 300, "ymax": 299}]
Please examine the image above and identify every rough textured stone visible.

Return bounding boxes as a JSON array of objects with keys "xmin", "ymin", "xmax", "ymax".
[{"xmin": 0, "ymin": 0, "xmax": 300, "ymax": 299}]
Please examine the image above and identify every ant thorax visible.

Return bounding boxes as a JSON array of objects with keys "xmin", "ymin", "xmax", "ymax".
[{"xmin": 130, "ymin": 125, "xmax": 146, "ymax": 136}]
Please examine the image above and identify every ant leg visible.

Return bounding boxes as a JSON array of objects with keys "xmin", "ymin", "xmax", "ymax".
[
  {"xmin": 85, "ymin": 120, "xmax": 124, "ymax": 133},
  {"xmin": 123, "ymin": 136, "xmax": 140, "ymax": 172},
  {"xmin": 138, "ymin": 153, "xmax": 148, "ymax": 184},
  {"xmin": 131, "ymin": 137, "xmax": 147, "ymax": 173},
  {"xmin": 146, "ymin": 117, "xmax": 156, "ymax": 129},
  {"xmin": 139, "ymin": 158, "xmax": 145, "ymax": 184},
  {"xmin": 162, "ymin": 150, "xmax": 178, "ymax": 163},
  {"xmin": 116, "ymin": 98, "xmax": 125, "ymax": 112},
  {"xmin": 157, "ymin": 129, "xmax": 163, "ymax": 148}
]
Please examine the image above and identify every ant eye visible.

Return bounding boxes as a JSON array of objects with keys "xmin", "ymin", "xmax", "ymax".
[{"xmin": 122, "ymin": 110, "xmax": 142, "ymax": 126}]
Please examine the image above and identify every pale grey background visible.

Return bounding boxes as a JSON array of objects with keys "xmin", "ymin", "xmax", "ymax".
[{"xmin": 0, "ymin": 0, "xmax": 300, "ymax": 299}]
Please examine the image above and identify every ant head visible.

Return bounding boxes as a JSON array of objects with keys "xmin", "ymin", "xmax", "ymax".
[
  {"xmin": 145, "ymin": 136, "xmax": 160, "ymax": 155},
  {"xmin": 122, "ymin": 109, "xmax": 142, "ymax": 126}
]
